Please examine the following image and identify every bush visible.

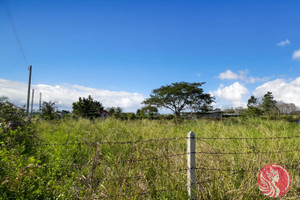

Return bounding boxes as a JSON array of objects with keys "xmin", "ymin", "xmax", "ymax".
[
  {"xmin": 72, "ymin": 95, "xmax": 104, "ymax": 119},
  {"xmin": 0, "ymin": 97, "xmax": 27, "ymax": 130},
  {"xmin": 0, "ymin": 97, "xmax": 44, "ymax": 199},
  {"xmin": 41, "ymin": 101, "xmax": 57, "ymax": 120}
]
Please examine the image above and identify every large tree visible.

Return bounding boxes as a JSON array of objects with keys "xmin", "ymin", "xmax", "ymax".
[
  {"xmin": 246, "ymin": 95, "xmax": 262, "ymax": 117},
  {"xmin": 262, "ymin": 92, "xmax": 277, "ymax": 117},
  {"xmin": 143, "ymin": 82, "xmax": 215, "ymax": 119},
  {"xmin": 72, "ymin": 95, "xmax": 104, "ymax": 119},
  {"xmin": 276, "ymin": 101, "xmax": 297, "ymax": 115}
]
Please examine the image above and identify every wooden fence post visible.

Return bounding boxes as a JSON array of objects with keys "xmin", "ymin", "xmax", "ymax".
[
  {"xmin": 91, "ymin": 142, "xmax": 99, "ymax": 190},
  {"xmin": 187, "ymin": 131, "xmax": 196, "ymax": 200}
]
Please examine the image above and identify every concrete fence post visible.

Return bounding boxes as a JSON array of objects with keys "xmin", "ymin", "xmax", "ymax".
[{"xmin": 187, "ymin": 131, "xmax": 196, "ymax": 200}]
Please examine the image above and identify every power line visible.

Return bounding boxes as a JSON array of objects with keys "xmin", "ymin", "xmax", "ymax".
[{"xmin": 1, "ymin": 0, "xmax": 28, "ymax": 65}]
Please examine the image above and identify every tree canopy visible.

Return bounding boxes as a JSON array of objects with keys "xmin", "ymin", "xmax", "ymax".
[
  {"xmin": 142, "ymin": 82, "xmax": 215, "ymax": 119},
  {"xmin": 107, "ymin": 107, "xmax": 123, "ymax": 118},
  {"xmin": 246, "ymin": 92, "xmax": 279, "ymax": 117},
  {"xmin": 41, "ymin": 101, "xmax": 56, "ymax": 120},
  {"xmin": 276, "ymin": 101, "xmax": 297, "ymax": 115},
  {"xmin": 72, "ymin": 95, "xmax": 104, "ymax": 119},
  {"xmin": 136, "ymin": 105, "xmax": 159, "ymax": 119},
  {"xmin": 262, "ymin": 92, "xmax": 277, "ymax": 117},
  {"xmin": 246, "ymin": 95, "xmax": 262, "ymax": 117}
]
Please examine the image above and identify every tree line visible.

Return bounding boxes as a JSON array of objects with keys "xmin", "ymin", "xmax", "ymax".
[
  {"xmin": 37, "ymin": 82, "xmax": 300, "ymax": 120},
  {"xmin": 38, "ymin": 82, "xmax": 215, "ymax": 120},
  {"xmin": 246, "ymin": 92, "xmax": 298, "ymax": 117},
  {"xmin": 1, "ymin": 81, "xmax": 299, "ymax": 122}
]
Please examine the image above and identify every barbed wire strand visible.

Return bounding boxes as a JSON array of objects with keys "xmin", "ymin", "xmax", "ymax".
[
  {"xmin": 104, "ymin": 188, "xmax": 168, "ymax": 199},
  {"xmin": 246, "ymin": 193, "xmax": 300, "ymax": 200},
  {"xmin": 124, "ymin": 152, "xmax": 186, "ymax": 163},
  {"xmin": 33, "ymin": 137, "xmax": 187, "ymax": 146},
  {"xmin": 30, "ymin": 134, "xmax": 300, "ymax": 146},
  {"xmin": 194, "ymin": 166, "xmax": 260, "ymax": 172},
  {"xmin": 195, "ymin": 135, "xmax": 300, "ymax": 140},
  {"xmin": 194, "ymin": 165, "xmax": 300, "ymax": 172},
  {"xmin": 191, "ymin": 149, "xmax": 300, "ymax": 155}
]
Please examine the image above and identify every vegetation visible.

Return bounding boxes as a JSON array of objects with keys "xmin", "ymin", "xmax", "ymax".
[
  {"xmin": 1, "ymin": 84, "xmax": 299, "ymax": 199},
  {"xmin": 277, "ymin": 101, "xmax": 297, "ymax": 115},
  {"xmin": 246, "ymin": 91, "xmax": 291, "ymax": 118},
  {"xmin": 1, "ymin": 110, "xmax": 299, "ymax": 199},
  {"xmin": 261, "ymin": 92, "xmax": 277, "ymax": 117},
  {"xmin": 41, "ymin": 101, "xmax": 57, "ymax": 120},
  {"xmin": 107, "ymin": 106, "xmax": 123, "ymax": 118},
  {"xmin": 246, "ymin": 95, "xmax": 262, "ymax": 117},
  {"xmin": 136, "ymin": 105, "xmax": 159, "ymax": 119},
  {"xmin": 143, "ymin": 82, "xmax": 215, "ymax": 120},
  {"xmin": 245, "ymin": 91, "xmax": 298, "ymax": 119},
  {"xmin": 0, "ymin": 98, "xmax": 38, "ymax": 199},
  {"xmin": 72, "ymin": 95, "xmax": 104, "ymax": 119},
  {"xmin": 0, "ymin": 97, "xmax": 27, "ymax": 129}
]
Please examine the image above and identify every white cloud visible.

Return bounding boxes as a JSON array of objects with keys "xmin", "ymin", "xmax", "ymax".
[
  {"xmin": 218, "ymin": 70, "xmax": 239, "ymax": 80},
  {"xmin": 213, "ymin": 82, "xmax": 248, "ymax": 107},
  {"xmin": 253, "ymin": 77, "xmax": 300, "ymax": 107},
  {"xmin": 277, "ymin": 39, "xmax": 290, "ymax": 47},
  {"xmin": 0, "ymin": 79, "xmax": 145, "ymax": 112},
  {"xmin": 218, "ymin": 69, "xmax": 270, "ymax": 83},
  {"xmin": 245, "ymin": 76, "xmax": 270, "ymax": 84},
  {"xmin": 292, "ymin": 49, "xmax": 300, "ymax": 60}
]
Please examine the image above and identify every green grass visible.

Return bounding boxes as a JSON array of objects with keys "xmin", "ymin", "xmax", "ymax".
[{"xmin": 2, "ymin": 118, "xmax": 299, "ymax": 199}]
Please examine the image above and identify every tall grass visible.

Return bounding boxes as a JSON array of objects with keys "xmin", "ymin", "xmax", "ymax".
[{"xmin": 30, "ymin": 118, "xmax": 300, "ymax": 199}]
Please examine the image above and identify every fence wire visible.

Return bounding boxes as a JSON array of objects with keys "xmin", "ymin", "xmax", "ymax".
[
  {"xmin": 3, "ymin": 132, "xmax": 299, "ymax": 199},
  {"xmin": 104, "ymin": 188, "xmax": 168, "ymax": 199},
  {"xmin": 192, "ymin": 149, "xmax": 300, "ymax": 155},
  {"xmin": 194, "ymin": 165, "xmax": 300, "ymax": 172},
  {"xmin": 33, "ymin": 136, "xmax": 186, "ymax": 146},
  {"xmin": 29, "ymin": 134, "xmax": 300, "ymax": 146},
  {"xmin": 195, "ymin": 135, "xmax": 300, "ymax": 140},
  {"xmin": 109, "ymin": 152, "xmax": 186, "ymax": 164}
]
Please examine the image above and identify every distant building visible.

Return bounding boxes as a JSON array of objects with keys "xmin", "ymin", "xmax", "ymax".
[
  {"xmin": 182, "ymin": 111, "xmax": 223, "ymax": 120},
  {"xmin": 56, "ymin": 110, "xmax": 71, "ymax": 118},
  {"xmin": 222, "ymin": 113, "xmax": 240, "ymax": 118},
  {"xmin": 101, "ymin": 110, "xmax": 110, "ymax": 118}
]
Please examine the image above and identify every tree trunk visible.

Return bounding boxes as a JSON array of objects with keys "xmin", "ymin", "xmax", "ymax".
[{"xmin": 175, "ymin": 111, "xmax": 181, "ymax": 122}]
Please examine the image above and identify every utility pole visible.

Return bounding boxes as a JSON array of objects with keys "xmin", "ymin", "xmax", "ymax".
[
  {"xmin": 26, "ymin": 65, "xmax": 32, "ymax": 117},
  {"xmin": 39, "ymin": 92, "xmax": 42, "ymax": 114},
  {"xmin": 30, "ymin": 89, "xmax": 34, "ymax": 118}
]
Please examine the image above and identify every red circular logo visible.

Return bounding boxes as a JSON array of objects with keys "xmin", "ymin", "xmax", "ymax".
[{"xmin": 257, "ymin": 164, "xmax": 291, "ymax": 198}]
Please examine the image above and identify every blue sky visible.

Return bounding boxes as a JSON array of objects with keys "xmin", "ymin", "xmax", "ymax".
[{"xmin": 1, "ymin": 0, "xmax": 300, "ymax": 112}]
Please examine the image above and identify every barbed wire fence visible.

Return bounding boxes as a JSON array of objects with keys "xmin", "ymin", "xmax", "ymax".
[
  {"xmin": 6, "ymin": 132, "xmax": 300, "ymax": 199},
  {"xmin": 189, "ymin": 131, "xmax": 300, "ymax": 199}
]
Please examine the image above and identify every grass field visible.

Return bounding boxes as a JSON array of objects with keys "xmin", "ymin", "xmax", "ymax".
[{"xmin": 2, "ymin": 117, "xmax": 300, "ymax": 199}]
